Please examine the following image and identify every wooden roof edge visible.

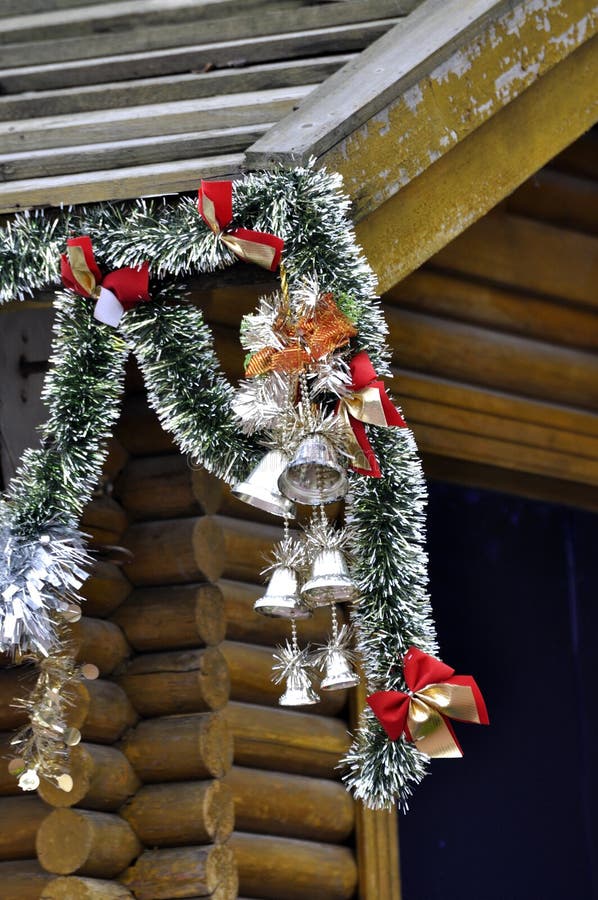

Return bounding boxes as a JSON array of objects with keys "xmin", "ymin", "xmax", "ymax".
[
  {"xmin": 245, "ymin": 0, "xmax": 598, "ymax": 217},
  {"xmin": 245, "ymin": 0, "xmax": 513, "ymax": 168}
]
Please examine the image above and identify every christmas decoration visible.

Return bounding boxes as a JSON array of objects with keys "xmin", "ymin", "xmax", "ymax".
[
  {"xmin": 368, "ymin": 647, "xmax": 489, "ymax": 757},
  {"xmin": 0, "ymin": 164, "xmax": 485, "ymax": 810},
  {"xmin": 61, "ymin": 235, "xmax": 151, "ymax": 327}
]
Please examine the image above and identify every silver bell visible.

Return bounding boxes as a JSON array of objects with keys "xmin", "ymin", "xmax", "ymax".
[
  {"xmin": 301, "ymin": 549, "xmax": 359, "ymax": 606},
  {"xmin": 254, "ymin": 565, "xmax": 312, "ymax": 619},
  {"xmin": 279, "ymin": 667, "xmax": 319, "ymax": 706},
  {"xmin": 320, "ymin": 650, "xmax": 360, "ymax": 691},
  {"xmin": 232, "ymin": 450, "xmax": 297, "ymax": 518},
  {"xmin": 278, "ymin": 434, "xmax": 348, "ymax": 505}
]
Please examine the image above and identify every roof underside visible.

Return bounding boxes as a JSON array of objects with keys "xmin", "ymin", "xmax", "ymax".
[{"xmin": 0, "ymin": 0, "xmax": 420, "ymax": 212}]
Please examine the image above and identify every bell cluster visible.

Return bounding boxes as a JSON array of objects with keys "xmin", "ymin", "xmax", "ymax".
[{"xmin": 232, "ymin": 432, "xmax": 361, "ymax": 707}]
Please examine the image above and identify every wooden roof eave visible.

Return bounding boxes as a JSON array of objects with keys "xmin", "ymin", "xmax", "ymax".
[{"xmin": 245, "ymin": 0, "xmax": 598, "ymax": 292}]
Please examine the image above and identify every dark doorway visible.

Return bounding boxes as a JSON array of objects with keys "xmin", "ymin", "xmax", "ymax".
[{"xmin": 400, "ymin": 482, "xmax": 598, "ymax": 900}]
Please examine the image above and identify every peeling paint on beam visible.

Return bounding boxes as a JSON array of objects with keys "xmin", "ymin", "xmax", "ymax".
[
  {"xmin": 322, "ymin": 0, "xmax": 597, "ymax": 220},
  {"xmin": 354, "ymin": 34, "xmax": 598, "ymax": 293}
]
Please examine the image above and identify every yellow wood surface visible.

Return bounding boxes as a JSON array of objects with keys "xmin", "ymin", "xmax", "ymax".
[
  {"xmin": 321, "ymin": 0, "xmax": 597, "ymax": 220},
  {"xmin": 355, "ymin": 34, "xmax": 598, "ymax": 292}
]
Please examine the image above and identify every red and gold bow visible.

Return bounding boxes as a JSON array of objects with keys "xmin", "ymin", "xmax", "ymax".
[
  {"xmin": 245, "ymin": 292, "xmax": 357, "ymax": 377},
  {"xmin": 367, "ymin": 647, "xmax": 489, "ymax": 758},
  {"xmin": 61, "ymin": 236, "xmax": 150, "ymax": 326},
  {"xmin": 198, "ymin": 180, "xmax": 284, "ymax": 271},
  {"xmin": 336, "ymin": 351, "xmax": 407, "ymax": 477}
]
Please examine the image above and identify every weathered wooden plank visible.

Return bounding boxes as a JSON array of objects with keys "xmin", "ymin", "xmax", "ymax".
[
  {"xmin": 386, "ymin": 267, "xmax": 598, "ymax": 351},
  {"xmin": 0, "ymin": 56, "xmax": 351, "ymax": 121},
  {"xmin": 506, "ymin": 169, "xmax": 598, "ymax": 236},
  {"xmin": 0, "ymin": 152, "xmax": 245, "ymax": 213},
  {"xmin": 431, "ymin": 212, "xmax": 598, "ymax": 310},
  {"xmin": 0, "ymin": 125, "xmax": 270, "ymax": 180},
  {"xmin": 386, "ymin": 308, "xmax": 598, "ymax": 412},
  {"xmin": 0, "ymin": 21, "xmax": 396, "ymax": 92},
  {"xmin": 0, "ymin": 0, "xmax": 307, "ymax": 44},
  {"xmin": 354, "ymin": 35, "xmax": 598, "ymax": 291},
  {"xmin": 0, "ymin": 0, "xmax": 410, "ymax": 48},
  {"xmin": 247, "ymin": 0, "xmax": 596, "ymax": 217},
  {"xmin": 0, "ymin": 86, "xmax": 310, "ymax": 154}
]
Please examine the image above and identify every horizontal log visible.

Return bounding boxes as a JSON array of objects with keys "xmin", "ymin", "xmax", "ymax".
[
  {"xmin": 422, "ymin": 452, "xmax": 598, "ymax": 514},
  {"xmin": 386, "ymin": 307, "xmax": 598, "ymax": 412},
  {"xmin": 42, "ymin": 875, "xmax": 133, "ymax": 899},
  {"xmin": 121, "ymin": 711, "xmax": 232, "ymax": 783},
  {"xmin": 123, "ymin": 516, "xmax": 225, "ymax": 586},
  {"xmin": 36, "ymin": 808, "xmax": 142, "ymax": 878},
  {"xmin": 221, "ymin": 640, "xmax": 347, "ymax": 717},
  {"xmin": 121, "ymin": 780, "xmax": 234, "ymax": 847},
  {"xmin": 117, "ymin": 647, "xmax": 229, "ymax": 717},
  {"xmin": 116, "ymin": 454, "xmax": 222, "ymax": 519},
  {"xmin": 80, "ymin": 560, "xmax": 132, "ymax": 619},
  {"xmin": 232, "ymin": 831, "xmax": 357, "ymax": 900},
  {"xmin": 217, "ymin": 515, "xmax": 283, "ymax": 582},
  {"xmin": 225, "ymin": 766, "xmax": 354, "ymax": 842},
  {"xmin": 392, "ymin": 368, "xmax": 598, "ymax": 440},
  {"xmin": 38, "ymin": 743, "xmax": 140, "ymax": 811},
  {"xmin": 0, "ymin": 796, "xmax": 50, "ymax": 860},
  {"xmin": 221, "ymin": 579, "xmax": 348, "ymax": 647},
  {"xmin": 69, "ymin": 617, "xmax": 130, "ymax": 676},
  {"xmin": 81, "ymin": 496, "xmax": 128, "ymax": 546},
  {"xmin": 115, "ymin": 394, "xmax": 175, "ymax": 456},
  {"xmin": 431, "ymin": 211, "xmax": 598, "ymax": 310},
  {"xmin": 387, "ymin": 267, "xmax": 598, "ymax": 352},
  {"xmin": 102, "ymin": 437, "xmax": 129, "ymax": 484},
  {"xmin": 120, "ymin": 844, "xmax": 237, "ymax": 900},
  {"xmin": 80, "ymin": 678, "xmax": 138, "ymax": 744},
  {"xmin": 111, "ymin": 583, "xmax": 225, "ymax": 652},
  {"xmin": 0, "ymin": 665, "xmax": 36, "ymax": 730},
  {"xmin": 507, "ymin": 167, "xmax": 598, "ymax": 237},
  {"xmin": 0, "ymin": 732, "xmax": 21, "ymax": 795},
  {"xmin": 0, "ymin": 860, "xmax": 51, "ymax": 899},
  {"xmin": 226, "ymin": 702, "xmax": 350, "ymax": 779}
]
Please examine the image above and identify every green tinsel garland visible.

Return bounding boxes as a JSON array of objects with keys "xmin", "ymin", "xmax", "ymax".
[{"xmin": 0, "ymin": 165, "xmax": 438, "ymax": 808}]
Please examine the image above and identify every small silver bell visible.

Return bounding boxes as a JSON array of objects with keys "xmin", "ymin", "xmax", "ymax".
[
  {"xmin": 320, "ymin": 649, "xmax": 360, "ymax": 691},
  {"xmin": 279, "ymin": 667, "xmax": 319, "ymax": 706},
  {"xmin": 301, "ymin": 549, "xmax": 359, "ymax": 606},
  {"xmin": 254, "ymin": 565, "xmax": 312, "ymax": 619},
  {"xmin": 232, "ymin": 450, "xmax": 297, "ymax": 518},
  {"xmin": 278, "ymin": 434, "xmax": 348, "ymax": 505}
]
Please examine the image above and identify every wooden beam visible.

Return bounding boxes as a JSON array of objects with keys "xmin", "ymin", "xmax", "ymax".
[
  {"xmin": 505, "ymin": 168, "xmax": 598, "ymax": 236},
  {"xmin": 247, "ymin": 0, "xmax": 597, "ymax": 221},
  {"xmin": 354, "ymin": 34, "xmax": 598, "ymax": 292}
]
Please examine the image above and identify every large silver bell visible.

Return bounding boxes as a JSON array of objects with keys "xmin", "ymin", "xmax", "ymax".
[
  {"xmin": 278, "ymin": 434, "xmax": 348, "ymax": 505},
  {"xmin": 320, "ymin": 650, "xmax": 360, "ymax": 691},
  {"xmin": 254, "ymin": 565, "xmax": 312, "ymax": 619},
  {"xmin": 301, "ymin": 549, "xmax": 359, "ymax": 606},
  {"xmin": 232, "ymin": 450, "xmax": 297, "ymax": 518},
  {"xmin": 279, "ymin": 667, "xmax": 319, "ymax": 706}
]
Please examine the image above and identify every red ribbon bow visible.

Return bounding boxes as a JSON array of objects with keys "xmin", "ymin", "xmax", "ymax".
[
  {"xmin": 198, "ymin": 180, "xmax": 284, "ymax": 271},
  {"xmin": 61, "ymin": 237, "xmax": 150, "ymax": 326},
  {"xmin": 367, "ymin": 647, "xmax": 489, "ymax": 758},
  {"xmin": 336, "ymin": 351, "xmax": 407, "ymax": 477}
]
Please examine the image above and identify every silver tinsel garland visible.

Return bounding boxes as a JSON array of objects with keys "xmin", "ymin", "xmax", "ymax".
[{"xmin": 0, "ymin": 164, "xmax": 438, "ymax": 807}]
